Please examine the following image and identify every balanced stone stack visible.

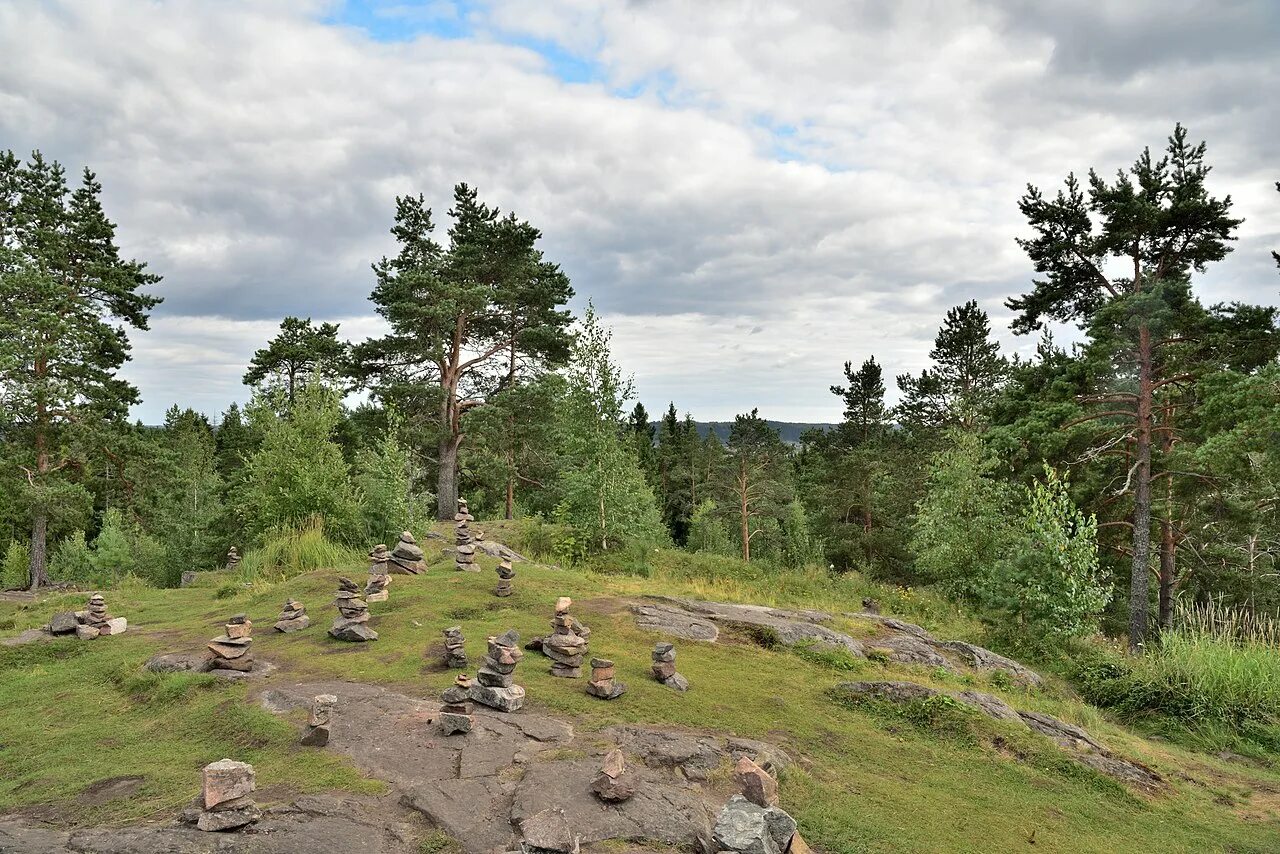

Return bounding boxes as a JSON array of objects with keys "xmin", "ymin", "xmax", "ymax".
[
  {"xmin": 365, "ymin": 545, "xmax": 391, "ymax": 602},
  {"xmin": 543, "ymin": 597, "xmax": 589, "ymax": 678},
  {"xmin": 208, "ymin": 614, "xmax": 254, "ymax": 672},
  {"xmin": 494, "ymin": 558, "xmax": 515, "ymax": 597},
  {"xmin": 454, "ymin": 498, "xmax": 477, "ymax": 572},
  {"xmin": 195, "ymin": 759, "xmax": 261, "ymax": 832},
  {"xmin": 589, "ymin": 747, "xmax": 636, "ymax": 803},
  {"xmin": 225, "ymin": 547, "xmax": 241, "ymax": 572},
  {"xmin": 76, "ymin": 593, "xmax": 126, "ymax": 639},
  {"xmin": 388, "ymin": 531, "xmax": 425, "ymax": 574},
  {"xmin": 469, "ymin": 629, "xmax": 525, "ymax": 712},
  {"xmin": 651, "ymin": 642, "xmax": 689, "ymax": 692},
  {"xmin": 329, "ymin": 577, "xmax": 378, "ymax": 642},
  {"xmin": 439, "ymin": 673, "xmax": 474, "ymax": 735},
  {"xmin": 586, "ymin": 657, "xmax": 626, "ymax": 700},
  {"xmin": 273, "ymin": 598, "xmax": 310, "ymax": 632},
  {"xmin": 301, "ymin": 694, "xmax": 336, "ymax": 746},
  {"xmin": 443, "ymin": 625, "xmax": 468, "ymax": 668}
]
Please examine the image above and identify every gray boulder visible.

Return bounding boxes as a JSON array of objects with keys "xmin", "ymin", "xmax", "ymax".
[
  {"xmin": 49, "ymin": 612, "xmax": 78, "ymax": 634},
  {"xmin": 713, "ymin": 796, "xmax": 780, "ymax": 854}
]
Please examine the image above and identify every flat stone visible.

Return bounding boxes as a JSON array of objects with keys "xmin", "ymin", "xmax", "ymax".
[
  {"xmin": 75, "ymin": 625, "xmax": 100, "ymax": 640},
  {"xmin": 955, "ymin": 690, "xmax": 1023, "ymax": 723},
  {"xmin": 829, "ymin": 681, "xmax": 941, "ymax": 704},
  {"xmin": 329, "ymin": 622, "xmax": 379, "ymax": 642},
  {"xmin": 208, "ymin": 641, "xmax": 252, "ymax": 659},
  {"xmin": 470, "ymin": 683, "xmax": 525, "ymax": 712},
  {"xmin": 99, "ymin": 617, "xmax": 128, "ymax": 636},
  {"xmin": 274, "ymin": 615, "xmax": 311, "ymax": 633},
  {"xmin": 202, "ymin": 759, "xmax": 255, "ymax": 809},
  {"xmin": 520, "ymin": 808, "xmax": 578, "ymax": 854},
  {"xmin": 713, "ymin": 796, "xmax": 779, "ymax": 854},
  {"xmin": 49, "ymin": 612, "xmax": 78, "ymax": 634},
  {"xmin": 601, "ymin": 748, "xmax": 625, "ymax": 779},
  {"xmin": 196, "ymin": 802, "xmax": 261, "ymax": 832},
  {"xmin": 439, "ymin": 711, "xmax": 474, "ymax": 735},
  {"xmin": 145, "ymin": 651, "xmax": 212, "ymax": 673},
  {"xmin": 224, "ymin": 623, "xmax": 252, "ymax": 639}
]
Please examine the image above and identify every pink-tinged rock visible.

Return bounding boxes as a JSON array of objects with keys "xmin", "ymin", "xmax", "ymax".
[
  {"xmin": 554, "ymin": 596, "xmax": 572, "ymax": 614},
  {"xmin": 224, "ymin": 622, "xmax": 251, "ymax": 639},
  {"xmin": 75, "ymin": 624, "xmax": 100, "ymax": 640},
  {"xmin": 99, "ymin": 617, "xmax": 128, "ymax": 636},
  {"xmin": 601, "ymin": 748, "xmax": 625, "ymax": 779},
  {"xmin": 202, "ymin": 759, "xmax": 255, "ymax": 809},
  {"xmin": 734, "ymin": 755, "xmax": 779, "ymax": 807}
]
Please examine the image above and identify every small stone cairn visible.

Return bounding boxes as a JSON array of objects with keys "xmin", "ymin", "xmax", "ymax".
[
  {"xmin": 651, "ymin": 642, "xmax": 689, "ymax": 692},
  {"xmin": 469, "ymin": 629, "xmax": 525, "ymax": 712},
  {"xmin": 443, "ymin": 625, "xmax": 468, "ymax": 668},
  {"xmin": 365, "ymin": 544, "xmax": 391, "ymax": 602},
  {"xmin": 586, "ymin": 656, "xmax": 626, "ymax": 700},
  {"xmin": 712, "ymin": 757, "xmax": 809, "ymax": 854},
  {"xmin": 208, "ymin": 614, "xmax": 254, "ymax": 672},
  {"xmin": 225, "ymin": 546, "xmax": 241, "ymax": 572},
  {"xmin": 439, "ymin": 673, "xmax": 474, "ymax": 735},
  {"xmin": 454, "ymin": 498, "xmax": 477, "ymax": 572},
  {"xmin": 57, "ymin": 593, "xmax": 127, "ymax": 639},
  {"xmin": 194, "ymin": 759, "xmax": 260, "ymax": 832},
  {"xmin": 273, "ymin": 598, "xmax": 309, "ymax": 632},
  {"xmin": 329, "ymin": 577, "xmax": 378, "ymax": 642},
  {"xmin": 543, "ymin": 597, "xmax": 590, "ymax": 678},
  {"xmin": 589, "ymin": 747, "xmax": 636, "ymax": 803},
  {"xmin": 388, "ymin": 531, "xmax": 425, "ymax": 574},
  {"xmin": 301, "ymin": 694, "xmax": 336, "ymax": 746},
  {"xmin": 494, "ymin": 557, "xmax": 515, "ymax": 597}
]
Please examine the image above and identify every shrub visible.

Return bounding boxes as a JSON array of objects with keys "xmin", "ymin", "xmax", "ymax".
[
  {"xmin": 235, "ymin": 517, "xmax": 364, "ymax": 583},
  {"xmin": 48, "ymin": 531, "xmax": 95, "ymax": 583},
  {"xmin": 91, "ymin": 508, "xmax": 135, "ymax": 580},
  {"xmin": 1, "ymin": 540, "xmax": 29, "ymax": 591}
]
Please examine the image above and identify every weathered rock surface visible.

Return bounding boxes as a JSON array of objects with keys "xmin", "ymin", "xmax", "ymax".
[
  {"xmin": 714, "ymin": 796, "xmax": 782, "ymax": 854},
  {"xmin": 145, "ymin": 651, "xmax": 212, "ymax": 673},
  {"xmin": 49, "ymin": 611, "xmax": 78, "ymax": 634}
]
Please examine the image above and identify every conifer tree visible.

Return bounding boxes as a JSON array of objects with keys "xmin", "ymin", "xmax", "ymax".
[
  {"xmin": 896, "ymin": 301, "xmax": 1005, "ymax": 430},
  {"xmin": 713, "ymin": 409, "xmax": 792, "ymax": 563},
  {"xmin": 243, "ymin": 316, "xmax": 348, "ymax": 404}
]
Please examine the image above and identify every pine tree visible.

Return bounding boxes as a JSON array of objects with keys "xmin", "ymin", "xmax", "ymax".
[
  {"xmin": 1008, "ymin": 125, "xmax": 1241, "ymax": 651},
  {"xmin": 831, "ymin": 358, "xmax": 889, "ymax": 442},
  {"xmin": 896, "ymin": 301, "xmax": 1005, "ymax": 430},
  {"xmin": 243, "ymin": 316, "xmax": 348, "ymax": 404},
  {"xmin": 352, "ymin": 184, "xmax": 573, "ymax": 519},
  {"xmin": 713, "ymin": 409, "xmax": 792, "ymax": 563},
  {"xmin": 0, "ymin": 151, "xmax": 161, "ymax": 588}
]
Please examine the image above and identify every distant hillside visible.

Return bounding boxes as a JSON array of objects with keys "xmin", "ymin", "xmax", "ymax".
[{"xmin": 688, "ymin": 420, "xmax": 835, "ymax": 444}]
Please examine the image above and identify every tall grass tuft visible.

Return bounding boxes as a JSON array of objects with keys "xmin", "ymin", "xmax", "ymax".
[{"xmin": 236, "ymin": 517, "xmax": 364, "ymax": 584}]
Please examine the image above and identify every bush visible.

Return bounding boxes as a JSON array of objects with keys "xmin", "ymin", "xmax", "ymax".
[
  {"xmin": 235, "ymin": 518, "xmax": 364, "ymax": 583},
  {"xmin": 48, "ymin": 531, "xmax": 95, "ymax": 583},
  {"xmin": 2, "ymin": 540, "xmax": 29, "ymax": 591}
]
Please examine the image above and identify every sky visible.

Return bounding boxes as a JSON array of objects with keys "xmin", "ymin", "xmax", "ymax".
[{"xmin": 2, "ymin": 0, "xmax": 1278, "ymax": 424}]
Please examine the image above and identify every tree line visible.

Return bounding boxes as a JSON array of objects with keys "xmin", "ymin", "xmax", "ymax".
[{"xmin": 2, "ymin": 125, "xmax": 1277, "ymax": 652}]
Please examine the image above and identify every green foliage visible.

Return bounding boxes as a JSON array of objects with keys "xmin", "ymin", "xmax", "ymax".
[
  {"xmin": 987, "ymin": 467, "xmax": 1109, "ymax": 639},
  {"xmin": 47, "ymin": 531, "xmax": 94, "ymax": 583},
  {"xmin": 235, "ymin": 518, "xmax": 364, "ymax": 583},
  {"xmin": 353, "ymin": 422, "xmax": 414, "ymax": 545},
  {"xmin": 242, "ymin": 315, "xmax": 349, "ymax": 403},
  {"xmin": 90, "ymin": 508, "xmax": 135, "ymax": 580},
  {"xmin": 688, "ymin": 499, "xmax": 734, "ymax": 557},
  {"xmin": 236, "ymin": 384, "xmax": 363, "ymax": 545},
  {"xmin": 1, "ymin": 540, "xmax": 29, "ymax": 590},
  {"xmin": 895, "ymin": 301, "xmax": 1006, "ymax": 430},
  {"xmin": 911, "ymin": 429, "xmax": 1012, "ymax": 600}
]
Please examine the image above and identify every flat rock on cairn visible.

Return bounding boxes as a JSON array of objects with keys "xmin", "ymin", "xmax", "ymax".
[
  {"xmin": 495, "ymin": 557, "xmax": 515, "ymax": 597},
  {"xmin": 543, "ymin": 597, "xmax": 590, "ymax": 678},
  {"xmin": 651, "ymin": 642, "xmax": 689, "ymax": 692},
  {"xmin": 586, "ymin": 657, "xmax": 626, "ymax": 700},
  {"xmin": 388, "ymin": 531, "xmax": 425, "ymax": 574},
  {"xmin": 589, "ymin": 747, "xmax": 636, "ymax": 803},
  {"xmin": 208, "ymin": 614, "xmax": 254, "ymax": 672},
  {"xmin": 301, "ymin": 694, "xmax": 337, "ymax": 746},
  {"xmin": 192, "ymin": 759, "xmax": 260, "ymax": 832},
  {"xmin": 274, "ymin": 598, "xmax": 310, "ymax": 632},
  {"xmin": 454, "ymin": 498, "xmax": 478, "ymax": 572},
  {"xmin": 439, "ymin": 673, "xmax": 475, "ymax": 735},
  {"xmin": 330, "ymin": 577, "xmax": 378, "ymax": 642},
  {"xmin": 469, "ymin": 629, "xmax": 525, "ymax": 712},
  {"xmin": 442, "ymin": 625, "xmax": 468, "ymax": 668},
  {"xmin": 365, "ymin": 544, "xmax": 391, "ymax": 602}
]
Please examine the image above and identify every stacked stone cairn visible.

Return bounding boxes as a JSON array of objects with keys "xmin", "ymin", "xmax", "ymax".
[
  {"xmin": 543, "ymin": 597, "xmax": 590, "ymax": 678},
  {"xmin": 443, "ymin": 625, "xmax": 468, "ymax": 668},
  {"xmin": 70, "ymin": 593, "xmax": 127, "ymax": 639},
  {"xmin": 651, "ymin": 642, "xmax": 689, "ymax": 692},
  {"xmin": 329, "ymin": 577, "xmax": 378, "ymax": 642},
  {"xmin": 194, "ymin": 759, "xmax": 260, "ymax": 832},
  {"xmin": 439, "ymin": 673, "xmax": 474, "ymax": 735},
  {"xmin": 301, "ymin": 694, "xmax": 337, "ymax": 746},
  {"xmin": 388, "ymin": 531, "xmax": 425, "ymax": 574},
  {"xmin": 225, "ymin": 546, "xmax": 241, "ymax": 572},
  {"xmin": 589, "ymin": 747, "xmax": 636, "ymax": 803},
  {"xmin": 469, "ymin": 629, "xmax": 525, "ymax": 712},
  {"xmin": 586, "ymin": 656, "xmax": 626, "ymax": 700},
  {"xmin": 273, "ymin": 598, "xmax": 309, "ymax": 632},
  {"xmin": 712, "ymin": 757, "xmax": 808, "ymax": 854},
  {"xmin": 365, "ymin": 544, "xmax": 391, "ymax": 602},
  {"xmin": 207, "ymin": 614, "xmax": 254, "ymax": 672},
  {"xmin": 494, "ymin": 557, "xmax": 515, "ymax": 597},
  {"xmin": 454, "ymin": 498, "xmax": 477, "ymax": 572}
]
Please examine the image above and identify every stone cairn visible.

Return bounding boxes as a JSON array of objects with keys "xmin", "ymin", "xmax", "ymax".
[
  {"xmin": 194, "ymin": 759, "xmax": 260, "ymax": 832},
  {"xmin": 589, "ymin": 747, "xmax": 636, "ymax": 803},
  {"xmin": 273, "ymin": 598, "xmax": 309, "ymax": 632},
  {"xmin": 365, "ymin": 544, "xmax": 391, "ymax": 602},
  {"xmin": 388, "ymin": 531, "xmax": 425, "ymax": 574},
  {"xmin": 439, "ymin": 673, "xmax": 474, "ymax": 735},
  {"xmin": 443, "ymin": 625, "xmax": 468, "ymax": 668},
  {"xmin": 72, "ymin": 593, "xmax": 127, "ymax": 639},
  {"xmin": 469, "ymin": 629, "xmax": 525, "ymax": 712},
  {"xmin": 454, "ymin": 498, "xmax": 477, "ymax": 572},
  {"xmin": 207, "ymin": 614, "xmax": 254, "ymax": 672},
  {"xmin": 301, "ymin": 694, "xmax": 336, "ymax": 746},
  {"xmin": 329, "ymin": 577, "xmax": 378, "ymax": 642},
  {"xmin": 586, "ymin": 656, "xmax": 626, "ymax": 700},
  {"xmin": 543, "ymin": 597, "xmax": 590, "ymax": 678},
  {"xmin": 712, "ymin": 757, "xmax": 810, "ymax": 854},
  {"xmin": 651, "ymin": 642, "xmax": 689, "ymax": 692},
  {"xmin": 225, "ymin": 546, "xmax": 241, "ymax": 572},
  {"xmin": 494, "ymin": 557, "xmax": 515, "ymax": 597}
]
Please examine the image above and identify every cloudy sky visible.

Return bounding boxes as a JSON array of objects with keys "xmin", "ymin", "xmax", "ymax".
[{"xmin": 2, "ymin": 0, "xmax": 1278, "ymax": 424}]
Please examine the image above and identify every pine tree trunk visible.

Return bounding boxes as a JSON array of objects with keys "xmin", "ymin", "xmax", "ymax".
[
  {"xmin": 1128, "ymin": 324, "xmax": 1154, "ymax": 653},
  {"xmin": 505, "ymin": 475, "xmax": 515, "ymax": 520},
  {"xmin": 28, "ymin": 511, "xmax": 48, "ymax": 591},
  {"xmin": 436, "ymin": 435, "xmax": 460, "ymax": 520},
  {"xmin": 1158, "ymin": 518, "xmax": 1176, "ymax": 634}
]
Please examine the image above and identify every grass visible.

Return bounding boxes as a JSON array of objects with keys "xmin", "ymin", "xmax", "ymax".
[
  {"xmin": 234, "ymin": 518, "xmax": 366, "ymax": 584},
  {"xmin": 0, "ymin": 527, "xmax": 1277, "ymax": 852}
]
